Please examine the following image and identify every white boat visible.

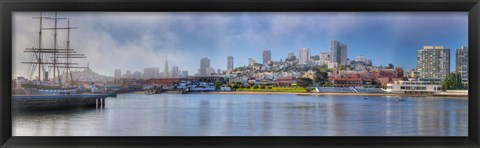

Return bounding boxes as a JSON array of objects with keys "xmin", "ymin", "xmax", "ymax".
[{"xmin": 190, "ymin": 82, "xmax": 216, "ymax": 91}]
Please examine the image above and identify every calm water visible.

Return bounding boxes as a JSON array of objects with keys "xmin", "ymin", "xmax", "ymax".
[{"xmin": 12, "ymin": 93, "xmax": 468, "ymax": 136}]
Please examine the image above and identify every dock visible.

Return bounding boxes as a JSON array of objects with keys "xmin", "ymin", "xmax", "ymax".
[{"xmin": 12, "ymin": 94, "xmax": 109, "ymax": 110}]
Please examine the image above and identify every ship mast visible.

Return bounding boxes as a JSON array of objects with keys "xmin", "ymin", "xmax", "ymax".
[
  {"xmin": 23, "ymin": 12, "xmax": 87, "ymax": 87},
  {"xmin": 47, "ymin": 12, "xmax": 67, "ymax": 86},
  {"xmin": 32, "ymin": 12, "xmax": 50, "ymax": 81}
]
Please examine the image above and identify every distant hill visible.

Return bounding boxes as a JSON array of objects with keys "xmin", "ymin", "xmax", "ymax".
[{"xmin": 71, "ymin": 68, "xmax": 114, "ymax": 82}]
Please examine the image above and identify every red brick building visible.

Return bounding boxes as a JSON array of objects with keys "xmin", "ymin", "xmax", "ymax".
[
  {"xmin": 332, "ymin": 78, "xmax": 363, "ymax": 87},
  {"xmin": 276, "ymin": 76, "xmax": 296, "ymax": 86}
]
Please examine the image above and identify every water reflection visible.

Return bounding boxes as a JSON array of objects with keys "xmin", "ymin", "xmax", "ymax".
[{"xmin": 13, "ymin": 94, "xmax": 468, "ymax": 136}]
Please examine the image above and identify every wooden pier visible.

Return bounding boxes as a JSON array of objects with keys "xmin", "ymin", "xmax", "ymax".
[{"xmin": 12, "ymin": 94, "xmax": 109, "ymax": 110}]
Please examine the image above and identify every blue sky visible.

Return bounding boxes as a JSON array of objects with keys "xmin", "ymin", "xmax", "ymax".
[{"xmin": 13, "ymin": 12, "xmax": 467, "ymax": 77}]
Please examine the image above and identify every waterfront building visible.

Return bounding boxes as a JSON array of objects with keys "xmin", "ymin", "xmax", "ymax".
[
  {"xmin": 146, "ymin": 78, "xmax": 188, "ymax": 85},
  {"xmin": 276, "ymin": 76, "xmax": 297, "ymax": 86},
  {"xmin": 200, "ymin": 57, "xmax": 210, "ymax": 76},
  {"xmin": 332, "ymin": 78, "xmax": 363, "ymax": 87},
  {"xmin": 417, "ymin": 45, "xmax": 450, "ymax": 79},
  {"xmin": 330, "ymin": 40, "xmax": 348, "ymax": 66},
  {"xmin": 114, "ymin": 69, "xmax": 121, "ymax": 78},
  {"xmin": 143, "ymin": 67, "xmax": 159, "ymax": 79},
  {"xmin": 456, "ymin": 46, "xmax": 468, "ymax": 85},
  {"xmin": 263, "ymin": 50, "xmax": 271, "ymax": 65},
  {"xmin": 172, "ymin": 66, "xmax": 179, "ymax": 78},
  {"xmin": 299, "ymin": 48, "xmax": 311, "ymax": 64},
  {"xmin": 386, "ymin": 78, "xmax": 443, "ymax": 94},
  {"xmin": 227, "ymin": 56, "xmax": 234, "ymax": 71}
]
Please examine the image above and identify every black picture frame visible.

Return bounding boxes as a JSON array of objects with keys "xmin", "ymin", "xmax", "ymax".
[{"xmin": 1, "ymin": 0, "xmax": 479, "ymax": 148}]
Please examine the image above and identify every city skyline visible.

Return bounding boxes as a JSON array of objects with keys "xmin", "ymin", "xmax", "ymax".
[{"xmin": 13, "ymin": 12, "xmax": 467, "ymax": 78}]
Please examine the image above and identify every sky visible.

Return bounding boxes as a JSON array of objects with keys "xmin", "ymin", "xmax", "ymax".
[{"xmin": 12, "ymin": 12, "xmax": 468, "ymax": 78}]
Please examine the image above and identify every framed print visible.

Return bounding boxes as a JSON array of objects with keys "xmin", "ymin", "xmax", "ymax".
[{"xmin": 1, "ymin": 0, "xmax": 480, "ymax": 147}]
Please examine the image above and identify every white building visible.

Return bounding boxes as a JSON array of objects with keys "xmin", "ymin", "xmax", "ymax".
[
  {"xmin": 385, "ymin": 78, "xmax": 443, "ymax": 94},
  {"xmin": 355, "ymin": 55, "xmax": 365, "ymax": 63}
]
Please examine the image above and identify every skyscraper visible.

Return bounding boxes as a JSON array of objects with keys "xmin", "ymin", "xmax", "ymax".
[
  {"xmin": 133, "ymin": 71, "xmax": 142, "ymax": 79},
  {"xmin": 340, "ymin": 44, "xmax": 348, "ymax": 66},
  {"xmin": 181, "ymin": 71, "xmax": 188, "ymax": 78},
  {"xmin": 164, "ymin": 59, "xmax": 169, "ymax": 78},
  {"xmin": 114, "ymin": 69, "xmax": 121, "ymax": 78},
  {"xmin": 417, "ymin": 46, "xmax": 450, "ymax": 79},
  {"xmin": 144, "ymin": 67, "xmax": 159, "ymax": 79},
  {"xmin": 126, "ymin": 70, "xmax": 131, "ymax": 78},
  {"xmin": 262, "ymin": 50, "xmax": 271, "ymax": 65},
  {"xmin": 172, "ymin": 66, "xmax": 179, "ymax": 78},
  {"xmin": 456, "ymin": 46, "xmax": 468, "ymax": 85},
  {"xmin": 330, "ymin": 40, "xmax": 348, "ymax": 66},
  {"xmin": 227, "ymin": 56, "xmax": 234, "ymax": 71},
  {"xmin": 320, "ymin": 51, "xmax": 330, "ymax": 63},
  {"xmin": 288, "ymin": 52, "xmax": 294, "ymax": 60},
  {"xmin": 299, "ymin": 48, "xmax": 311, "ymax": 64},
  {"xmin": 200, "ymin": 57, "xmax": 210, "ymax": 76}
]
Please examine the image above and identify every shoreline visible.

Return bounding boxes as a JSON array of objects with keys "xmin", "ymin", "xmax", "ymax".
[
  {"xmin": 128, "ymin": 90, "xmax": 468, "ymax": 98},
  {"xmin": 198, "ymin": 91, "xmax": 468, "ymax": 98}
]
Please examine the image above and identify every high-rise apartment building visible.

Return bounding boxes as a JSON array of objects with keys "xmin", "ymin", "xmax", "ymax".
[
  {"xmin": 417, "ymin": 45, "xmax": 450, "ymax": 79},
  {"xmin": 114, "ymin": 69, "xmax": 121, "ymax": 78},
  {"xmin": 263, "ymin": 50, "xmax": 271, "ymax": 65},
  {"xmin": 172, "ymin": 66, "xmax": 179, "ymax": 78},
  {"xmin": 181, "ymin": 71, "xmax": 188, "ymax": 78},
  {"xmin": 144, "ymin": 67, "xmax": 159, "ymax": 79},
  {"xmin": 456, "ymin": 46, "xmax": 468, "ymax": 85},
  {"xmin": 288, "ymin": 52, "xmax": 294, "ymax": 60},
  {"xmin": 299, "ymin": 48, "xmax": 311, "ymax": 64},
  {"xmin": 330, "ymin": 40, "xmax": 348, "ymax": 66},
  {"xmin": 200, "ymin": 57, "xmax": 210, "ymax": 76},
  {"xmin": 340, "ymin": 44, "xmax": 348, "ymax": 66},
  {"xmin": 227, "ymin": 56, "xmax": 234, "ymax": 71},
  {"xmin": 125, "ymin": 70, "xmax": 131, "ymax": 78}
]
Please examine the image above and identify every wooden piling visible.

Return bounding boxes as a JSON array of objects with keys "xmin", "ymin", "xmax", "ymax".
[{"xmin": 102, "ymin": 98, "xmax": 105, "ymax": 108}]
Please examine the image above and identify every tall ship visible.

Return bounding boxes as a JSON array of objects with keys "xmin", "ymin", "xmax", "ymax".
[{"xmin": 19, "ymin": 12, "xmax": 87, "ymax": 95}]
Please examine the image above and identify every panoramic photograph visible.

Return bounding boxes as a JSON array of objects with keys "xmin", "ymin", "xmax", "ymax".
[{"xmin": 11, "ymin": 12, "xmax": 468, "ymax": 136}]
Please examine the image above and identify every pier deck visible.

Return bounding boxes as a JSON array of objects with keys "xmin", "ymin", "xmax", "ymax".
[{"xmin": 12, "ymin": 94, "xmax": 109, "ymax": 110}]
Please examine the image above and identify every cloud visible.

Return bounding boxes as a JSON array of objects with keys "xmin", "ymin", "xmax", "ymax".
[{"xmin": 13, "ymin": 12, "xmax": 467, "ymax": 78}]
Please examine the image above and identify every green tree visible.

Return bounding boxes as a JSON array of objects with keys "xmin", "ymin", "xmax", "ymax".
[
  {"xmin": 296, "ymin": 77, "xmax": 313, "ymax": 89},
  {"xmin": 214, "ymin": 80, "xmax": 223, "ymax": 90},
  {"xmin": 443, "ymin": 74, "xmax": 450, "ymax": 90},
  {"xmin": 248, "ymin": 81, "xmax": 256, "ymax": 87}
]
